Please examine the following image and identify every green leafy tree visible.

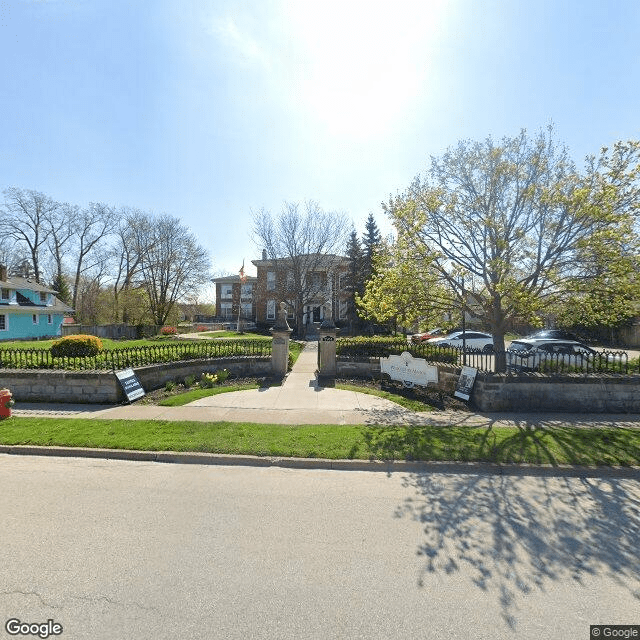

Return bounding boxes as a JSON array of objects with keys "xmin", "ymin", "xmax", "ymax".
[
  {"xmin": 386, "ymin": 128, "xmax": 640, "ymax": 370},
  {"xmin": 51, "ymin": 273, "xmax": 72, "ymax": 306},
  {"xmin": 357, "ymin": 236, "xmax": 448, "ymax": 333}
]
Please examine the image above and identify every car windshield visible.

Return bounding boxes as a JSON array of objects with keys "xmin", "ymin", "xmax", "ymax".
[{"xmin": 509, "ymin": 341, "xmax": 533, "ymax": 352}]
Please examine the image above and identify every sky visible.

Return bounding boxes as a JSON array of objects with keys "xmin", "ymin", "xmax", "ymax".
[{"xmin": 1, "ymin": 0, "xmax": 639, "ymax": 301}]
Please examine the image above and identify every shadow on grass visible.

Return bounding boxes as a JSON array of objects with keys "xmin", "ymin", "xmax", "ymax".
[
  {"xmin": 395, "ymin": 469, "xmax": 640, "ymax": 633},
  {"xmin": 359, "ymin": 420, "xmax": 640, "ymax": 467}
]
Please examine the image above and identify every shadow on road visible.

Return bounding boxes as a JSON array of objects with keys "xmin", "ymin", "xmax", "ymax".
[{"xmin": 395, "ymin": 469, "xmax": 640, "ymax": 631}]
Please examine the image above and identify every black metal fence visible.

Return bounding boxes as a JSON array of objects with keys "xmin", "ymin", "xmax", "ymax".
[
  {"xmin": 335, "ymin": 338, "xmax": 639, "ymax": 375},
  {"xmin": 0, "ymin": 340, "xmax": 272, "ymax": 371}
]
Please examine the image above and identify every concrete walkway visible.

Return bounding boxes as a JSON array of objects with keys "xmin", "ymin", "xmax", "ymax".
[{"xmin": 10, "ymin": 341, "xmax": 640, "ymax": 428}]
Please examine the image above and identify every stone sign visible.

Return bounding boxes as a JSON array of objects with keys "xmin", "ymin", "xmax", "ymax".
[{"xmin": 380, "ymin": 351, "xmax": 438, "ymax": 388}]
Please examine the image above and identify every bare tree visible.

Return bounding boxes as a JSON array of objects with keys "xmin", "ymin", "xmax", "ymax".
[
  {"xmin": 138, "ymin": 214, "xmax": 211, "ymax": 326},
  {"xmin": 110, "ymin": 208, "xmax": 155, "ymax": 323},
  {"xmin": 0, "ymin": 187, "xmax": 61, "ymax": 283},
  {"xmin": 252, "ymin": 201, "xmax": 351, "ymax": 334},
  {"xmin": 68, "ymin": 202, "xmax": 119, "ymax": 310}
]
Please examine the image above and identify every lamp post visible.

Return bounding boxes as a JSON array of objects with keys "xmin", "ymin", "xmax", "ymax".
[{"xmin": 461, "ymin": 276, "xmax": 466, "ymax": 366}]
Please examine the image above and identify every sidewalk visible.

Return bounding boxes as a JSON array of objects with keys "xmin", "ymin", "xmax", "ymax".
[{"xmin": 10, "ymin": 341, "xmax": 640, "ymax": 429}]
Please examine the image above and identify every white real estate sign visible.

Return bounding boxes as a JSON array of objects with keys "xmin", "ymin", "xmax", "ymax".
[
  {"xmin": 380, "ymin": 351, "xmax": 438, "ymax": 388},
  {"xmin": 115, "ymin": 368, "xmax": 146, "ymax": 403}
]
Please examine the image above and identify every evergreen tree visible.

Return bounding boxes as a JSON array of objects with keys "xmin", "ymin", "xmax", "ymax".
[
  {"xmin": 345, "ymin": 230, "xmax": 365, "ymax": 330},
  {"xmin": 51, "ymin": 273, "xmax": 72, "ymax": 306},
  {"xmin": 361, "ymin": 213, "xmax": 382, "ymax": 283}
]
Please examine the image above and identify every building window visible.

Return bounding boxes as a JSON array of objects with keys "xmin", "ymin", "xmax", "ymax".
[
  {"xmin": 339, "ymin": 299, "xmax": 348, "ymax": 319},
  {"xmin": 267, "ymin": 271, "xmax": 276, "ymax": 291},
  {"xmin": 39, "ymin": 292, "xmax": 48, "ymax": 304},
  {"xmin": 266, "ymin": 299, "xmax": 276, "ymax": 320},
  {"xmin": 32, "ymin": 314, "xmax": 39, "ymax": 325},
  {"xmin": 286, "ymin": 270, "xmax": 294, "ymax": 289},
  {"xmin": 1, "ymin": 288, "xmax": 9, "ymax": 301},
  {"xmin": 220, "ymin": 303, "xmax": 233, "ymax": 319},
  {"xmin": 0, "ymin": 314, "xmax": 6, "ymax": 331},
  {"xmin": 241, "ymin": 283, "xmax": 253, "ymax": 297},
  {"xmin": 286, "ymin": 300, "xmax": 295, "ymax": 319},
  {"xmin": 221, "ymin": 285, "xmax": 233, "ymax": 299},
  {"xmin": 241, "ymin": 302, "xmax": 252, "ymax": 318},
  {"xmin": 339, "ymin": 272, "xmax": 348, "ymax": 290},
  {"xmin": 48, "ymin": 314, "xmax": 53, "ymax": 324}
]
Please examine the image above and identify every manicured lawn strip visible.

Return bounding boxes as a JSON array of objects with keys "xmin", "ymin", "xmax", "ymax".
[
  {"xmin": 335, "ymin": 383, "xmax": 434, "ymax": 412},
  {"xmin": 158, "ymin": 384, "xmax": 261, "ymax": 406},
  {"xmin": 1, "ymin": 419, "xmax": 639, "ymax": 465}
]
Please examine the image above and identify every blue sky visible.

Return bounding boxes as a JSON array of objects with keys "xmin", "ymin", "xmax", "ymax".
[{"xmin": 1, "ymin": 0, "xmax": 639, "ymax": 297}]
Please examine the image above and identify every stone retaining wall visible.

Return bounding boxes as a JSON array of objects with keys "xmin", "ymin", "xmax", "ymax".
[
  {"xmin": 337, "ymin": 359, "xmax": 640, "ymax": 413},
  {"xmin": 471, "ymin": 372, "xmax": 640, "ymax": 413},
  {"xmin": 0, "ymin": 357, "xmax": 271, "ymax": 404}
]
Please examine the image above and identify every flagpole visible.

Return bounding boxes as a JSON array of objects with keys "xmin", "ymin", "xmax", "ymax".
[{"xmin": 237, "ymin": 259, "xmax": 245, "ymax": 334}]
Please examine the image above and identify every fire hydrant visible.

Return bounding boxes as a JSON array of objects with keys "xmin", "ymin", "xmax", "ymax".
[{"xmin": 0, "ymin": 388, "xmax": 14, "ymax": 419}]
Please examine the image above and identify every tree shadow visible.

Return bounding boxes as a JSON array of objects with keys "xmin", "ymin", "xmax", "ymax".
[{"xmin": 395, "ymin": 468, "xmax": 640, "ymax": 631}]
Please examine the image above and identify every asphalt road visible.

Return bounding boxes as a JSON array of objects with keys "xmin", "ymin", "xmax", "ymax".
[{"xmin": 1, "ymin": 455, "xmax": 638, "ymax": 640}]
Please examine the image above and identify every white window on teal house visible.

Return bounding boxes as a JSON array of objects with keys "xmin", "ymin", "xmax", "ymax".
[
  {"xmin": 32, "ymin": 314, "xmax": 38, "ymax": 324},
  {"xmin": 39, "ymin": 292, "xmax": 48, "ymax": 304},
  {"xmin": 48, "ymin": 314, "xmax": 53, "ymax": 324},
  {"xmin": 0, "ymin": 314, "xmax": 7, "ymax": 331},
  {"xmin": 267, "ymin": 299, "xmax": 276, "ymax": 320},
  {"xmin": 1, "ymin": 288, "xmax": 9, "ymax": 301}
]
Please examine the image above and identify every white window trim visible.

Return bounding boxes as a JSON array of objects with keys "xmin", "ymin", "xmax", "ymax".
[
  {"xmin": 48, "ymin": 314, "xmax": 53, "ymax": 325},
  {"xmin": 0, "ymin": 313, "xmax": 7, "ymax": 331},
  {"xmin": 32, "ymin": 314, "xmax": 39, "ymax": 325},
  {"xmin": 266, "ymin": 299, "xmax": 276, "ymax": 320},
  {"xmin": 1, "ymin": 288, "xmax": 10, "ymax": 301},
  {"xmin": 267, "ymin": 271, "xmax": 276, "ymax": 291}
]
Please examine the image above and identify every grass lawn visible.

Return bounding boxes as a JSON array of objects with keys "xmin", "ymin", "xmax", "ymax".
[{"xmin": 1, "ymin": 417, "xmax": 639, "ymax": 466}]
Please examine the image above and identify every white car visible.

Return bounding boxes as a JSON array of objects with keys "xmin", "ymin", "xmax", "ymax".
[
  {"xmin": 427, "ymin": 330, "xmax": 494, "ymax": 352},
  {"xmin": 506, "ymin": 338, "xmax": 618, "ymax": 372}
]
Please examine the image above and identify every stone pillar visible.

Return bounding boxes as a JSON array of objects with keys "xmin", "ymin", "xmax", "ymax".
[
  {"xmin": 318, "ymin": 308, "xmax": 338, "ymax": 377},
  {"xmin": 271, "ymin": 302, "xmax": 292, "ymax": 377}
]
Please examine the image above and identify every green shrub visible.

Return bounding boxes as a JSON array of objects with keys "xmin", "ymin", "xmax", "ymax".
[
  {"xmin": 184, "ymin": 374, "xmax": 197, "ymax": 388},
  {"xmin": 165, "ymin": 380, "xmax": 177, "ymax": 391},
  {"xmin": 51, "ymin": 334, "xmax": 103, "ymax": 358}
]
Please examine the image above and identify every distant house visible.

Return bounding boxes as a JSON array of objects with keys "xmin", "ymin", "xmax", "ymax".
[
  {"xmin": 251, "ymin": 252, "xmax": 350, "ymax": 336},
  {"xmin": 211, "ymin": 275, "xmax": 258, "ymax": 323},
  {"xmin": 0, "ymin": 264, "xmax": 73, "ymax": 341}
]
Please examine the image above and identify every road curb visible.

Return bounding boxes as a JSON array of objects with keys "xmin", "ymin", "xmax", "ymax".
[{"xmin": 1, "ymin": 444, "xmax": 639, "ymax": 477}]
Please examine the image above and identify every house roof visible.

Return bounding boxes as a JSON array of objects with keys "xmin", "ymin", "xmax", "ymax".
[
  {"xmin": 212, "ymin": 275, "xmax": 257, "ymax": 284},
  {"xmin": 251, "ymin": 253, "xmax": 349, "ymax": 268},
  {"xmin": 0, "ymin": 276, "xmax": 59, "ymax": 294}
]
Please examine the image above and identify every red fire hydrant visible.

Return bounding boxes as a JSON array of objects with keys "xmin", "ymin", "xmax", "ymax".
[{"xmin": 0, "ymin": 388, "xmax": 14, "ymax": 419}]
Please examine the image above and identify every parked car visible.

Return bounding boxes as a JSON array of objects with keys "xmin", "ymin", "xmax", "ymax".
[
  {"xmin": 506, "ymin": 338, "xmax": 617, "ymax": 372},
  {"xmin": 523, "ymin": 329, "xmax": 581, "ymax": 342},
  {"xmin": 411, "ymin": 327, "xmax": 446, "ymax": 343},
  {"xmin": 427, "ymin": 330, "xmax": 494, "ymax": 352}
]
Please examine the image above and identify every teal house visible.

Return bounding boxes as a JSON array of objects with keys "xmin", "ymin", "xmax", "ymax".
[{"xmin": 0, "ymin": 264, "xmax": 73, "ymax": 341}]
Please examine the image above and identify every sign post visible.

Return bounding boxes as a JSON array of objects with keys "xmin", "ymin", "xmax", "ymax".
[{"xmin": 115, "ymin": 368, "xmax": 145, "ymax": 403}]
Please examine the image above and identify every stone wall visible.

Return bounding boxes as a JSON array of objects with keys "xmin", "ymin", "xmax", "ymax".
[
  {"xmin": 0, "ymin": 357, "xmax": 271, "ymax": 404},
  {"xmin": 337, "ymin": 359, "xmax": 640, "ymax": 413},
  {"xmin": 471, "ymin": 372, "xmax": 640, "ymax": 413}
]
